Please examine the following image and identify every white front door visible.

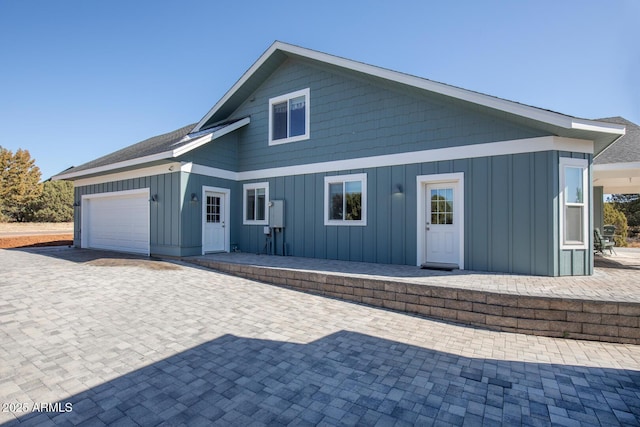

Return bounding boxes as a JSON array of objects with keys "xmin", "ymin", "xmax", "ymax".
[
  {"xmin": 203, "ymin": 191, "xmax": 226, "ymax": 253},
  {"xmin": 425, "ymin": 182, "xmax": 459, "ymax": 266}
]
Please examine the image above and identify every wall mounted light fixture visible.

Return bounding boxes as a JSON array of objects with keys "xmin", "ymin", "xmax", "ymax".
[
  {"xmin": 151, "ymin": 194, "xmax": 159, "ymax": 202},
  {"xmin": 191, "ymin": 193, "xmax": 199, "ymax": 203},
  {"xmin": 393, "ymin": 184, "xmax": 403, "ymax": 194}
]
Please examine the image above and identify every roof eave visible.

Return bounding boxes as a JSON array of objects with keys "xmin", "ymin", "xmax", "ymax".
[
  {"xmin": 52, "ymin": 117, "xmax": 251, "ymax": 181},
  {"xmin": 192, "ymin": 41, "xmax": 627, "ymax": 140},
  {"xmin": 571, "ymin": 118, "xmax": 625, "ymax": 135},
  {"xmin": 52, "ymin": 151, "xmax": 175, "ymax": 181},
  {"xmin": 174, "ymin": 117, "xmax": 250, "ymax": 157}
]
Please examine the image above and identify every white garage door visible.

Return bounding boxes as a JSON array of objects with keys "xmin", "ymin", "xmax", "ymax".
[{"xmin": 82, "ymin": 189, "xmax": 150, "ymax": 255}]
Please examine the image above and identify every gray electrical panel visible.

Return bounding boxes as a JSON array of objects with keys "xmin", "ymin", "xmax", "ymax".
[{"xmin": 269, "ymin": 200, "xmax": 285, "ymax": 228}]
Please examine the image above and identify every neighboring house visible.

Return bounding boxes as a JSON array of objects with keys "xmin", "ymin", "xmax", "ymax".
[
  {"xmin": 592, "ymin": 117, "xmax": 640, "ymax": 232},
  {"xmin": 53, "ymin": 41, "xmax": 626, "ymax": 276}
]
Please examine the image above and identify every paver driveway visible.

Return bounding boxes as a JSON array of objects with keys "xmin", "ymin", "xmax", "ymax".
[{"xmin": 1, "ymin": 248, "xmax": 639, "ymax": 426}]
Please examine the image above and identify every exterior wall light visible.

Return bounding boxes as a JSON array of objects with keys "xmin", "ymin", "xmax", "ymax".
[
  {"xmin": 151, "ymin": 194, "xmax": 159, "ymax": 202},
  {"xmin": 191, "ymin": 193, "xmax": 199, "ymax": 203},
  {"xmin": 393, "ymin": 184, "xmax": 403, "ymax": 194}
]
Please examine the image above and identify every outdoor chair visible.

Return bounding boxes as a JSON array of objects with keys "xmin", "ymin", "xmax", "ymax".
[
  {"xmin": 603, "ymin": 224, "xmax": 617, "ymax": 242},
  {"xmin": 594, "ymin": 228, "xmax": 616, "ymax": 255}
]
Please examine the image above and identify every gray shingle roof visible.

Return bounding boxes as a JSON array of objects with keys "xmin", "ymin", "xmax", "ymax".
[
  {"xmin": 594, "ymin": 117, "xmax": 640, "ymax": 165},
  {"xmin": 62, "ymin": 123, "xmax": 197, "ymax": 175}
]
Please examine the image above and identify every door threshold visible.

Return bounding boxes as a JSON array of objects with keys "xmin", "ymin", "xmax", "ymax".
[{"xmin": 421, "ymin": 262, "xmax": 458, "ymax": 271}]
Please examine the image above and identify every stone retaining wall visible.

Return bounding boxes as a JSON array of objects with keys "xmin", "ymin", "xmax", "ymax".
[{"xmin": 192, "ymin": 260, "xmax": 640, "ymax": 345}]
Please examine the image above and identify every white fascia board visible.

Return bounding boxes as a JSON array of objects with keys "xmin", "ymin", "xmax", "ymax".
[
  {"xmin": 571, "ymin": 118, "xmax": 626, "ymax": 134},
  {"xmin": 53, "ymin": 118, "xmax": 251, "ymax": 182},
  {"xmin": 52, "ymin": 151, "xmax": 174, "ymax": 181},
  {"xmin": 72, "ymin": 162, "xmax": 183, "ymax": 187},
  {"xmin": 192, "ymin": 41, "xmax": 625, "ymax": 136},
  {"xmin": 283, "ymin": 44, "xmax": 626, "ymax": 135},
  {"xmin": 173, "ymin": 117, "xmax": 250, "ymax": 157}
]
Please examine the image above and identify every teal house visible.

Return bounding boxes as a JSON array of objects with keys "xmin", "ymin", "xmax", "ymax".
[{"xmin": 53, "ymin": 42, "xmax": 625, "ymax": 276}]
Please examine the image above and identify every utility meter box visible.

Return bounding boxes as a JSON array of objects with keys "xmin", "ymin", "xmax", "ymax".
[{"xmin": 269, "ymin": 200, "xmax": 285, "ymax": 228}]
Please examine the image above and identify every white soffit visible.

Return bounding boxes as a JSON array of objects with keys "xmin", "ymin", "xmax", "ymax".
[{"xmin": 593, "ymin": 163, "xmax": 640, "ymax": 193}]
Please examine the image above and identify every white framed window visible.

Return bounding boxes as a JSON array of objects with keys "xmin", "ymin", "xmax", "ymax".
[
  {"xmin": 324, "ymin": 173, "xmax": 367, "ymax": 226},
  {"xmin": 243, "ymin": 182, "xmax": 269, "ymax": 225},
  {"xmin": 559, "ymin": 158, "xmax": 589, "ymax": 249},
  {"xmin": 268, "ymin": 88, "xmax": 310, "ymax": 145}
]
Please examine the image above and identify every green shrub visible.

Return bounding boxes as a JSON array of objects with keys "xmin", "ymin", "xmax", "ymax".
[{"xmin": 604, "ymin": 203, "xmax": 628, "ymax": 247}]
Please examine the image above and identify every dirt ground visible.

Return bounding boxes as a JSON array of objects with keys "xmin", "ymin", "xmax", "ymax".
[
  {"xmin": 0, "ymin": 222, "xmax": 73, "ymax": 249},
  {"xmin": 2, "ymin": 222, "xmax": 638, "ymax": 249}
]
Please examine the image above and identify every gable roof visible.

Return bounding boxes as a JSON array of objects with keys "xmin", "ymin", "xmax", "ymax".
[
  {"xmin": 55, "ymin": 41, "xmax": 626, "ymax": 182},
  {"xmin": 193, "ymin": 41, "xmax": 624, "ymax": 154},
  {"xmin": 594, "ymin": 117, "xmax": 640, "ymax": 165},
  {"xmin": 53, "ymin": 117, "xmax": 250, "ymax": 180}
]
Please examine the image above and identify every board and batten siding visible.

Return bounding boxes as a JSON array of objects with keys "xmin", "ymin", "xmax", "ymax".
[
  {"xmin": 236, "ymin": 151, "xmax": 572, "ymax": 276},
  {"xmin": 222, "ymin": 59, "xmax": 549, "ymax": 174},
  {"xmin": 68, "ymin": 55, "xmax": 596, "ymax": 275},
  {"xmin": 180, "ymin": 172, "xmax": 239, "ymax": 256},
  {"xmin": 73, "ymin": 172, "xmax": 183, "ymax": 256}
]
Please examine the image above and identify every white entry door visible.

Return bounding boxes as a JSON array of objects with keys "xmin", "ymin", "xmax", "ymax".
[
  {"xmin": 203, "ymin": 191, "xmax": 226, "ymax": 253},
  {"xmin": 425, "ymin": 182, "xmax": 459, "ymax": 266}
]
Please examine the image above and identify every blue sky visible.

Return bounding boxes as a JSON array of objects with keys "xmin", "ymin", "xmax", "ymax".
[{"xmin": 1, "ymin": 0, "xmax": 638, "ymax": 180}]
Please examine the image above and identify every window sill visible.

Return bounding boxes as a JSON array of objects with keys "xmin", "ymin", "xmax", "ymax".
[
  {"xmin": 560, "ymin": 243, "xmax": 588, "ymax": 251},
  {"xmin": 324, "ymin": 221, "xmax": 367, "ymax": 227},
  {"xmin": 243, "ymin": 220, "xmax": 269, "ymax": 226},
  {"xmin": 269, "ymin": 134, "xmax": 309, "ymax": 146}
]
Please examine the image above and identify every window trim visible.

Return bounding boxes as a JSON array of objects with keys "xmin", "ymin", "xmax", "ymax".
[
  {"xmin": 268, "ymin": 88, "xmax": 310, "ymax": 146},
  {"xmin": 324, "ymin": 173, "xmax": 367, "ymax": 226},
  {"xmin": 559, "ymin": 157, "xmax": 589, "ymax": 250},
  {"xmin": 243, "ymin": 182, "xmax": 269, "ymax": 225}
]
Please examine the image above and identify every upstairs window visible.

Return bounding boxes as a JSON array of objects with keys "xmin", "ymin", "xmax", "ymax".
[
  {"xmin": 560, "ymin": 158, "xmax": 588, "ymax": 249},
  {"xmin": 324, "ymin": 173, "xmax": 367, "ymax": 226},
  {"xmin": 243, "ymin": 182, "xmax": 269, "ymax": 225},
  {"xmin": 269, "ymin": 88, "xmax": 310, "ymax": 145}
]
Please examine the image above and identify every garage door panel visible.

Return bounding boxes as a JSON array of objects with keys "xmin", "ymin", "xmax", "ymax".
[{"xmin": 84, "ymin": 191, "xmax": 150, "ymax": 255}]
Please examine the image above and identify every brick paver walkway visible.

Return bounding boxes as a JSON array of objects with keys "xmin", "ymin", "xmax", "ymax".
[{"xmin": 1, "ymin": 248, "xmax": 639, "ymax": 426}]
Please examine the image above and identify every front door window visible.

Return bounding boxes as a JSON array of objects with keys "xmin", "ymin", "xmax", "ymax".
[
  {"xmin": 431, "ymin": 188, "xmax": 453, "ymax": 225},
  {"xmin": 207, "ymin": 196, "xmax": 221, "ymax": 223}
]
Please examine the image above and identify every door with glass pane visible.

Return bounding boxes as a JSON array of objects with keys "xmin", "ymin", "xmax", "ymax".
[
  {"xmin": 425, "ymin": 183, "xmax": 459, "ymax": 266},
  {"xmin": 203, "ymin": 191, "xmax": 225, "ymax": 252}
]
